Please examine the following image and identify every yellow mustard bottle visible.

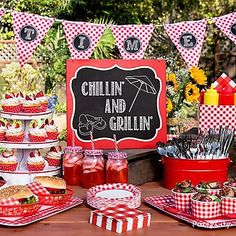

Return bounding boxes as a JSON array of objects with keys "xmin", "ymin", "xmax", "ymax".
[{"xmin": 204, "ymin": 84, "xmax": 219, "ymax": 106}]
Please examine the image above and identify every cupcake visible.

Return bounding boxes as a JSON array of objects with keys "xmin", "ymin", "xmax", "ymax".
[
  {"xmin": 45, "ymin": 119, "xmax": 59, "ymax": 140},
  {"xmin": 16, "ymin": 91, "xmax": 25, "ymax": 110},
  {"xmin": 191, "ymin": 192, "xmax": 221, "ymax": 219},
  {"xmin": 27, "ymin": 150, "xmax": 45, "ymax": 171},
  {"xmin": 1, "ymin": 93, "xmax": 21, "ymax": 113},
  {"xmin": 46, "ymin": 146, "xmax": 63, "ymax": 166},
  {"xmin": 0, "ymin": 120, "xmax": 6, "ymax": 141},
  {"xmin": 196, "ymin": 181, "xmax": 223, "ymax": 195},
  {"xmin": 0, "ymin": 149, "xmax": 18, "ymax": 171},
  {"xmin": 224, "ymin": 177, "xmax": 236, "ymax": 190},
  {"xmin": 28, "ymin": 120, "xmax": 47, "ymax": 142},
  {"xmin": 220, "ymin": 187, "xmax": 236, "ymax": 215},
  {"xmin": 22, "ymin": 95, "xmax": 41, "ymax": 113},
  {"xmin": 5, "ymin": 122, "xmax": 25, "ymax": 142},
  {"xmin": 172, "ymin": 180, "xmax": 197, "ymax": 211},
  {"xmin": 35, "ymin": 91, "xmax": 49, "ymax": 112}
]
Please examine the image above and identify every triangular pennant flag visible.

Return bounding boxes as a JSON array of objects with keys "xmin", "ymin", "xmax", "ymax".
[
  {"xmin": 111, "ymin": 24, "xmax": 154, "ymax": 59},
  {"xmin": 63, "ymin": 21, "xmax": 105, "ymax": 59},
  {"xmin": 12, "ymin": 11, "xmax": 54, "ymax": 67},
  {"xmin": 213, "ymin": 12, "xmax": 236, "ymax": 45},
  {"xmin": 0, "ymin": 8, "xmax": 6, "ymax": 21},
  {"xmin": 164, "ymin": 20, "xmax": 207, "ymax": 68}
]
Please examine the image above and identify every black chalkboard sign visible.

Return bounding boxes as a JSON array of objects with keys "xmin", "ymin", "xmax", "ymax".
[{"xmin": 67, "ymin": 60, "xmax": 166, "ymax": 149}]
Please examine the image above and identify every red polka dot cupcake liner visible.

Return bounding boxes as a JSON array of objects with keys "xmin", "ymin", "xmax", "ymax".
[
  {"xmin": 23, "ymin": 106, "xmax": 42, "ymax": 113},
  {"xmin": 41, "ymin": 103, "xmax": 48, "ymax": 112},
  {"xmin": 0, "ymin": 163, "xmax": 18, "ymax": 171},
  {"xmin": 46, "ymin": 157, "xmax": 61, "ymax": 166},
  {"xmin": 6, "ymin": 134, "xmax": 25, "ymax": 142},
  {"xmin": 27, "ymin": 163, "xmax": 45, "ymax": 171},
  {"xmin": 0, "ymin": 133, "xmax": 6, "ymax": 141},
  {"xmin": 29, "ymin": 134, "xmax": 47, "ymax": 142},
  {"xmin": 2, "ymin": 105, "xmax": 22, "ymax": 113},
  {"xmin": 46, "ymin": 131, "xmax": 59, "ymax": 140}
]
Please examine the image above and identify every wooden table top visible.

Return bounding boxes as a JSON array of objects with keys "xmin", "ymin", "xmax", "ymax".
[{"xmin": 1, "ymin": 182, "xmax": 236, "ymax": 235}]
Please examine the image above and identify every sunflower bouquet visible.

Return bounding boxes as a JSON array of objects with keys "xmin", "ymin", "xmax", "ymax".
[{"xmin": 166, "ymin": 66, "xmax": 207, "ymax": 134}]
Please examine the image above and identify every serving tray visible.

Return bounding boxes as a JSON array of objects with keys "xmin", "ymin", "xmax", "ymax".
[
  {"xmin": 144, "ymin": 195, "xmax": 236, "ymax": 229},
  {"xmin": 0, "ymin": 197, "xmax": 83, "ymax": 226}
]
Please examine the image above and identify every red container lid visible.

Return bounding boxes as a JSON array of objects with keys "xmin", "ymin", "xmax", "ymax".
[
  {"xmin": 65, "ymin": 146, "xmax": 83, "ymax": 152},
  {"xmin": 84, "ymin": 149, "xmax": 103, "ymax": 156}
]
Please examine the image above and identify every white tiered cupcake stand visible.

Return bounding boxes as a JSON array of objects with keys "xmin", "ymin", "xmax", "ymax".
[{"xmin": 0, "ymin": 110, "xmax": 61, "ymax": 186}]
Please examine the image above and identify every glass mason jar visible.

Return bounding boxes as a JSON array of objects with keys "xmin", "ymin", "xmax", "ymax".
[
  {"xmin": 63, "ymin": 146, "xmax": 83, "ymax": 185},
  {"xmin": 106, "ymin": 152, "xmax": 128, "ymax": 183},
  {"xmin": 82, "ymin": 149, "xmax": 104, "ymax": 188}
]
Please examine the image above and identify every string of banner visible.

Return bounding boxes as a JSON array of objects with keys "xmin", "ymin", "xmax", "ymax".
[{"xmin": 0, "ymin": 8, "xmax": 236, "ymax": 68}]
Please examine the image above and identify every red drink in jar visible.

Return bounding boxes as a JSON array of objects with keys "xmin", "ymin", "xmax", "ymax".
[
  {"xmin": 82, "ymin": 149, "xmax": 104, "ymax": 188},
  {"xmin": 106, "ymin": 152, "xmax": 128, "ymax": 183},
  {"xmin": 63, "ymin": 146, "xmax": 83, "ymax": 185}
]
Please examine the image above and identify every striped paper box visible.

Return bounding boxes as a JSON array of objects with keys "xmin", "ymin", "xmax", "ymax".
[{"xmin": 89, "ymin": 204, "xmax": 151, "ymax": 233}]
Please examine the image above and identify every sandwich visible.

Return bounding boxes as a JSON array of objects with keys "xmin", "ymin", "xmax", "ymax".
[
  {"xmin": 33, "ymin": 176, "xmax": 66, "ymax": 194},
  {"xmin": 0, "ymin": 185, "xmax": 37, "ymax": 204}
]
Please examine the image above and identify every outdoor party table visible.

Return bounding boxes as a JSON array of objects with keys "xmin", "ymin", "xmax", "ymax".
[{"xmin": 0, "ymin": 181, "xmax": 236, "ymax": 235}]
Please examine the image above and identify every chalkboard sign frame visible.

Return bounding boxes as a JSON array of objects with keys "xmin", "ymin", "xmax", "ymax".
[{"xmin": 66, "ymin": 59, "xmax": 166, "ymax": 149}]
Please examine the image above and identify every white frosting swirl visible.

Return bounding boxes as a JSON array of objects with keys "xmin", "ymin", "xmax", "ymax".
[
  {"xmin": 45, "ymin": 124, "xmax": 58, "ymax": 132},
  {"xmin": 47, "ymin": 151, "xmax": 63, "ymax": 159},
  {"xmin": 36, "ymin": 96, "xmax": 48, "ymax": 103},
  {"xmin": 27, "ymin": 153, "xmax": 45, "ymax": 164},
  {"xmin": 29, "ymin": 127, "xmax": 47, "ymax": 136},
  {"xmin": 6, "ymin": 126, "xmax": 24, "ymax": 136},
  {"xmin": 0, "ymin": 126, "xmax": 6, "ymax": 133},
  {"xmin": 0, "ymin": 154, "xmax": 17, "ymax": 163},
  {"xmin": 22, "ymin": 99, "xmax": 40, "ymax": 106},
  {"xmin": 1, "ymin": 97, "xmax": 20, "ymax": 106}
]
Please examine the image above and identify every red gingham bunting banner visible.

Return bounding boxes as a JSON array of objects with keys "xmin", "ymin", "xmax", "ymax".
[
  {"xmin": 63, "ymin": 21, "xmax": 105, "ymax": 59},
  {"xmin": 212, "ymin": 73, "xmax": 236, "ymax": 92},
  {"xmin": 12, "ymin": 11, "xmax": 54, "ymax": 67},
  {"xmin": 0, "ymin": 8, "xmax": 6, "ymax": 21},
  {"xmin": 111, "ymin": 24, "xmax": 154, "ymax": 59},
  {"xmin": 164, "ymin": 20, "xmax": 207, "ymax": 68},
  {"xmin": 213, "ymin": 12, "xmax": 236, "ymax": 45}
]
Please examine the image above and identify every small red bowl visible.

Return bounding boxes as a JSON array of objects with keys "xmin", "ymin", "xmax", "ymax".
[{"xmin": 37, "ymin": 188, "xmax": 74, "ymax": 206}]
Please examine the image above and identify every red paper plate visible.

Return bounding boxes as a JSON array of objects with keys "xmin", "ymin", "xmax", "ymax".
[
  {"xmin": 0, "ymin": 202, "xmax": 41, "ymax": 217},
  {"xmin": 87, "ymin": 183, "xmax": 141, "ymax": 209},
  {"xmin": 37, "ymin": 188, "xmax": 74, "ymax": 206}
]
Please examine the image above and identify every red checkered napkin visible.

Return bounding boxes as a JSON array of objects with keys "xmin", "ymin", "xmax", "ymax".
[
  {"xmin": 212, "ymin": 73, "xmax": 236, "ymax": 92},
  {"xmin": 222, "ymin": 197, "xmax": 236, "ymax": 215},
  {"xmin": 27, "ymin": 181, "xmax": 49, "ymax": 195},
  {"xmin": 172, "ymin": 190, "xmax": 196, "ymax": 211},
  {"xmin": 164, "ymin": 19, "xmax": 207, "ymax": 68},
  {"xmin": 191, "ymin": 199, "xmax": 221, "ymax": 219},
  {"xmin": 213, "ymin": 12, "xmax": 236, "ymax": 45},
  {"xmin": 199, "ymin": 104, "xmax": 236, "ymax": 135},
  {"xmin": 0, "ymin": 197, "xmax": 19, "ymax": 206}
]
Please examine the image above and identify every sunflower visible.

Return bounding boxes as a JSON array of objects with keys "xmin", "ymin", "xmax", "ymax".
[
  {"xmin": 189, "ymin": 66, "xmax": 207, "ymax": 85},
  {"xmin": 167, "ymin": 73, "xmax": 179, "ymax": 91},
  {"xmin": 185, "ymin": 83, "xmax": 200, "ymax": 102},
  {"xmin": 166, "ymin": 97, "xmax": 173, "ymax": 113}
]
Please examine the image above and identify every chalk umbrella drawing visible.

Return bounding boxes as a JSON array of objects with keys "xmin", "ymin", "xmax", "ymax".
[{"xmin": 125, "ymin": 75, "xmax": 157, "ymax": 112}]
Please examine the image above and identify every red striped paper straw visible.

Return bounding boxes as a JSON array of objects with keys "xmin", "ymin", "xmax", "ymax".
[
  {"xmin": 113, "ymin": 134, "xmax": 118, "ymax": 152},
  {"xmin": 90, "ymin": 131, "xmax": 95, "ymax": 150}
]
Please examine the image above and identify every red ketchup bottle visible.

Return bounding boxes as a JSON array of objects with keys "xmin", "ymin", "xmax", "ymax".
[
  {"xmin": 106, "ymin": 152, "xmax": 128, "ymax": 184},
  {"xmin": 82, "ymin": 149, "xmax": 105, "ymax": 188},
  {"xmin": 219, "ymin": 86, "xmax": 234, "ymax": 105},
  {"xmin": 63, "ymin": 146, "xmax": 84, "ymax": 185}
]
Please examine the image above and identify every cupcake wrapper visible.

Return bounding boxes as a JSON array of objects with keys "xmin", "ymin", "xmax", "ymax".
[
  {"xmin": 29, "ymin": 134, "xmax": 47, "ymax": 142},
  {"xmin": 0, "ymin": 133, "xmax": 5, "ymax": 141},
  {"xmin": 47, "ymin": 131, "xmax": 59, "ymax": 140},
  {"xmin": 41, "ymin": 103, "xmax": 48, "ymax": 112},
  {"xmin": 172, "ymin": 190, "xmax": 196, "ymax": 211},
  {"xmin": 0, "ymin": 163, "xmax": 17, "ymax": 171},
  {"xmin": 46, "ymin": 157, "xmax": 61, "ymax": 166},
  {"xmin": 23, "ymin": 106, "xmax": 41, "ymax": 113},
  {"xmin": 27, "ymin": 163, "xmax": 45, "ymax": 171},
  {"xmin": 222, "ymin": 197, "xmax": 236, "ymax": 215},
  {"xmin": 6, "ymin": 134, "xmax": 25, "ymax": 142},
  {"xmin": 2, "ymin": 105, "xmax": 22, "ymax": 113}
]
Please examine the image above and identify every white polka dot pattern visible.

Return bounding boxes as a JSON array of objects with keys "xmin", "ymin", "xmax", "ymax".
[
  {"xmin": 111, "ymin": 24, "xmax": 154, "ymax": 59},
  {"xmin": 63, "ymin": 21, "xmax": 105, "ymax": 59},
  {"xmin": 12, "ymin": 11, "xmax": 54, "ymax": 67},
  {"xmin": 213, "ymin": 12, "xmax": 236, "ymax": 45},
  {"xmin": 164, "ymin": 20, "xmax": 207, "ymax": 68}
]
